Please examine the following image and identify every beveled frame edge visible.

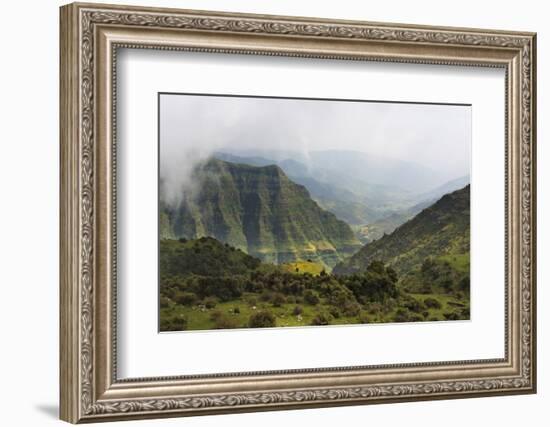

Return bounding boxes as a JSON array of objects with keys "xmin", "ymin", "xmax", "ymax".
[{"xmin": 59, "ymin": 2, "xmax": 537, "ymax": 423}]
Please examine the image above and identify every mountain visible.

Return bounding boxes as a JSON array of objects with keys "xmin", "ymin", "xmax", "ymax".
[
  {"xmin": 214, "ymin": 152, "xmax": 380, "ymax": 224},
  {"xmin": 333, "ymin": 185, "xmax": 470, "ymax": 276},
  {"xmin": 213, "ymin": 150, "xmax": 470, "ymax": 233},
  {"xmin": 352, "ymin": 198, "xmax": 434, "ymax": 244},
  {"xmin": 353, "ymin": 176, "xmax": 470, "ymax": 243},
  {"xmin": 415, "ymin": 175, "xmax": 470, "ymax": 203},
  {"xmin": 161, "ymin": 158, "xmax": 362, "ymax": 268},
  {"xmin": 224, "ymin": 148, "xmax": 447, "ymax": 194}
]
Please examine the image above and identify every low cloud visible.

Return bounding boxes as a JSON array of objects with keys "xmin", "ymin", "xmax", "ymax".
[{"xmin": 160, "ymin": 94, "xmax": 471, "ymax": 206}]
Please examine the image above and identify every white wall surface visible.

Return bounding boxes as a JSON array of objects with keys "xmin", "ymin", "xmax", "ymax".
[{"xmin": 0, "ymin": 0, "xmax": 545, "ymax": 425}]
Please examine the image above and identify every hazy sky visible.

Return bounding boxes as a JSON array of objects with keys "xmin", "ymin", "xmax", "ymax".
[{"xmin": 160, "ymin": 93, "xmax": 471, "ymax": 206}]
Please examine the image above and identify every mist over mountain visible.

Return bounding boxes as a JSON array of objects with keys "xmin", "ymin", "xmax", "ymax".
[
  {"xmin": 214, "ymin": 150, "xmax": 469, "ymax": 230},
  {"xmin": 160, "ymin": 158, "xmax": 362, "ymax": 268}
]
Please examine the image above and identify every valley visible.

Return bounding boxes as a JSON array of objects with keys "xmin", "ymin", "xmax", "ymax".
[{"xmin": 159, "ymin": 153, "xmax": 470, "ymax": 331}]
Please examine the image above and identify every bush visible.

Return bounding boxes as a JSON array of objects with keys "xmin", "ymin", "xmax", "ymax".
[
  {"xmin": 443, "ymin": 311, "xmax": 462, "ymax": 320},
  {"xmin": 203, "ymin": 297, "xmax": 218, "ymax": 309},
  {"xmin": 459, "ymin": 276, "xmax": 470, "ymax": 292},
  {"xmin": 175, "ymin": 292, "xmax": 197, "ymax": 307},
  {"xmin": 311, "ymin": 312, "xmax": 332, "ymax": 326},
  {"xmin": 403, "ymin": 298, "xmax": 425, "ymax": 313},
  {"xmin": 409, "ymin": 314, "xmax": 424, "ymax": 322},
  {"xmin": 248, "ymin": 310, "xmax": 276, "ymax": 328},
  {"xmin": 423, "ymin": 297, "xmax": 442, "ymax": 309},
  {"xmin": 260, "ymin": 291, "xmax": 273, "ymax": 302},
  {"xmin": 329, "ymin": 306, "xmax": 341, "ymax": 318},
  {"xmin": 159, "ymin": 296, "xmax": 172, "ymax": 309},
  {"xmin": 342, "ymin": 302, "xmax": 361, "ymax": 317},
  {"xmin": 210, "ymin": 310, "xmax": 223, "ymax": 322},
  {"xmin": 358, "ymin": 312, "xmax": 370, "ymax": 324},
  {"xmin": 271, "ymin": 293, "xmax": 286, "ymax": 307},
  {"xmin": 292, "ymin": 305, "xmax": 303, "ymax": 316},
  {"xmin": 213, "ymin": 314, "xmax": 239, "ymax": 329},
  {"xmin": 394, "ymin": 308, "xmax": 410, "ymax": 323},
  {"xmin": 161, "ymin": 315, "xmax": 187, "ymax": 332},
  {"xmin": 303, "ymin": 289, "xmax": 320, "ymax": 305}
]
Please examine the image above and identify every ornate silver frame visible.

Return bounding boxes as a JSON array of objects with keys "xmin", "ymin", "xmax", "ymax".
[{"xmin": 60, "ymin": 2, "xmax": 537, "ymax": 423}]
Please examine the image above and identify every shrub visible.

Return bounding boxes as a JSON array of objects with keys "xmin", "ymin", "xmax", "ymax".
[
  {"xmin": 443, "ymin": 311, "xmax": 461, "ymax": 320},
  {"xmin": 303, "ymin": 289, "xmax": 320, "ymax": 305},
  {"xmin": 358, "ymin": 312, "xmax": 370, "ymax": 324},
  {"xmin": 403, "ymin": 298, "xmax": 425, "ymax": 313},
  {"xmin": 161, "ymin": 315, "xmax": 187, "ymax": 331},
  {"xmin": 459, "ymin": 276, "xmax": 470, "ymax": 292},
  {"xmin": 203, "ymin": 297, "xmax": 217, "ymax": 309},
  {"xmin": 210, "ymin": 310, "xmax": 223, "ymax": 322},
  {"xmin": 213, "ymin": 314, "xmax": 239, "ymax": 329},
  {"xmin": 329, "ymin": 306, "xmax": 341, "ymax": 318},
  {"xmin": 260, "ymin": 291, "xmax": 273, "ymax": 302},
  {"xmin": 292, "ymin": 305, "xmax": 303, "ymax": 316},
  {"xmin": 159, "ymin": 296, "xmax": 172, "ymax": 309},
  {"xmin": 175, "ymin": 292, "xmax": 197, "ymax": 307},
  {"xmin": 423, "ymin": 297, "xmax": 442, "ymax": 309},
  {"xmin": 311, "ymin": 312, "xmax": 332, "ymax": 326},
  {"xmin": 248, "ymin": 310, "xmax": 276, "ymax": 328},
  {"xmin": 394, "ymin": 308, "xmax": 410, "ymax": 323},
  {"xmin": 409, "ymin": 314, "xmax": 424, "ymax": 322},
  {"xmin": 271, "ymin": 293, "xmax": 286, "ymax": 307},
  {"xmin": 342, "ymin": 302, "xmax": 361, "ymax": 317}
]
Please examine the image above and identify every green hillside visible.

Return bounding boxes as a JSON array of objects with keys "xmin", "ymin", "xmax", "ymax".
[
  {"xmin": 333, "ymin": 185, "xmax": 470, "ymax": 286},
  {"xmin": 161, "ymin": 158, "xmax": 361, "ymax": 269},
  {"xmin": 160, "ymin": 237, "xmax": 469, "ymax": 331}
]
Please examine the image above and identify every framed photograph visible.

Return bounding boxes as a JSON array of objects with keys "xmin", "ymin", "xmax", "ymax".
[{"xmin": 60, "ymin": 2, "xmax": 537, "ymax": 423}]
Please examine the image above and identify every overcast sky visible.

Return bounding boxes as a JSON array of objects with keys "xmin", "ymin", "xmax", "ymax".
[{"xmin": 160, "ymin": 93, "xmax": 471, "ymax": 206}]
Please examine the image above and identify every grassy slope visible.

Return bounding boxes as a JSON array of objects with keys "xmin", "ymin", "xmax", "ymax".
[
  {"xmin": 160, "ymin": 238, "xmax": 470, "ymax": 331},
  {"xmin": 160, "ymin": 292, "xmax": 468, "ymax": 331},
  {"xmin": 334, "ymin": 185, "xmax": 470, "ymax": 276},
  {"xmin": 281, "ymin": 261, "xmax": 325, "ymax": 275}
]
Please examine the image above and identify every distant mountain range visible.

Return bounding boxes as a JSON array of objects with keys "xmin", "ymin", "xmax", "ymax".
[
  {"xmin": 160, "ymin": 158, "xmax": 362, "ymax": 268},
  {"xmin": 214, "ymin": 150, "xmax": 469, "ymax": 234},
  {"xmin": 333, "ymin": 185, "xmax": 470, "ymax": 276}
]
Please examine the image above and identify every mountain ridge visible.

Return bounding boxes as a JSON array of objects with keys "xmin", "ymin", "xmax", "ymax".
[
  {"xmin": 161, "ymin": 158, "xmax": 362, "ymax": 268},
  {"xmin": 333, "ymin": 185, "xmax": 470, "ymax": 276}
]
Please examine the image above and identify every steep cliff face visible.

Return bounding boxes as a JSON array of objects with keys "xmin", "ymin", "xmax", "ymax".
[
  {"xmin": 334, "ymin": 185, "xmax": 470, "ymax": 275},
  {"xmin": 161, "ymin": 158, "xmax": 361, "ymax": 268}
]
